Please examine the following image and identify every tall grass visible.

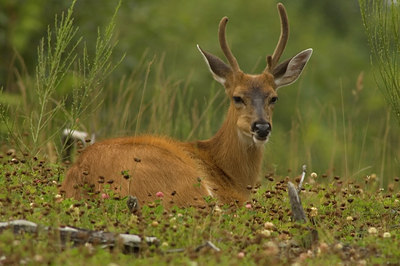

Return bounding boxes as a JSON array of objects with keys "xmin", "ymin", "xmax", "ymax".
[
  {"xmin": 92, "ymin": 53, "xmax": 224, "ymax": 142},
  {"xmin": 0, "ymin": 0, "xmax": 122, "ymax": 161},
  {"xmin": 359, "ymin": 0, "xmax": 400, "ymax": 124},
  {"xmin": 1, "ymin": 0, "xmax": 399, "ymax": 183}
]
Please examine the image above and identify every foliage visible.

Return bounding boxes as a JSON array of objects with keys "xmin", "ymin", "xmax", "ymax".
[
  {"xmin": 359, "ymin": 0, "xmax": 400, "ymax": 125},
  {"xmin": 0, "ymin": 0, "xmax": 122, "ymax": 160},
  {"xmin": 1, "ymin": 154, "xmax": 400, "ymax": 264}
]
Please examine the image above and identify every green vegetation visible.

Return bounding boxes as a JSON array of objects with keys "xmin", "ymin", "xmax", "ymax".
[
  {"xmin": 360, "ymin": 0, "xmax": 400, "ymax": 125},
  {"xmin": 1, "ymin": 152, "xmax": 400, "ymax": 264},
  {"xmin": 1, "ymin": 0, "xmax": 399, "ymax": 181},
  {"xmin": 0, "ymin": 0, "xmax": 122, "ymax": 158},
  {"xmin": 0, "ymin": 0, "xmax": 399, "ymax": 264}
]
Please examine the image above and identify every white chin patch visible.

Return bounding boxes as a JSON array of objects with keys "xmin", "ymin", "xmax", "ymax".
[
  {"xmin": 237, "ymin": 129, "xmax": 269, "ymax": 146},
  {"xmin": 252, "ymin": 135, "xmax": 268, "ymax": 146}
]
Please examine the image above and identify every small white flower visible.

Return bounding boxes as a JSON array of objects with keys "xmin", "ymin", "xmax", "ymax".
[
  {"xmin": 310, "ymin": 172, "xmax": 318, "ymax": 178},
  {"xmin": 237, "ymin": 252, "xmax": 245, "ymax": 259},
  {"xmin": 264, "ymin": 222, "xmax": 275, "ymax": 230},
  {"xmin": 383, "ymin": 232, "xmax": 391, "ymax": 238},
  {"xmin": 260, "ymin": 229, "xmax": 272, "ymax": 237},
  {"xmin": 368, "ymin": 227, "xmax": 378, "ymax": 235},
  {"xmin": 346, "ymin": 216, "xmax": 353, "ymax": 221}
]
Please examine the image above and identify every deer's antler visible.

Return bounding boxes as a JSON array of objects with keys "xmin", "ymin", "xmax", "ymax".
[
  {"xmin": 219, "ymin": 17, "xmax": 240, "ymax": 73},
  {"xmin": 265, "ymin": 3, "xmax": 289, "ymax": 72}
]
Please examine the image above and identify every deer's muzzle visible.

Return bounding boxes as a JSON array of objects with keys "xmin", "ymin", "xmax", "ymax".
[{"xmin": 251, "ymin": 121, "xmax": 271, "ymax": 141}]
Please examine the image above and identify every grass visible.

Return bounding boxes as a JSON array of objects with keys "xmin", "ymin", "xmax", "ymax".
[
  {"xmin": 359, "ymin": 0, "xmax": 400, "ymax": 125},
  {"xmin": 0, "ymin": 0, "xmax": 122, "ymax": 161},
  {"xmin": 1, "ymin": 153, "xmax": 400, "ymax": 265}
]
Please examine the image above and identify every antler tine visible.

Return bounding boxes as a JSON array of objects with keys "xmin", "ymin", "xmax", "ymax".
[
  {"xmin": 266, "ymin": 3, "xmax": 289, "ymax": 72},
  {"xmin": 219, "ymin": 17, "xmax": 240, "ymax": 72}
]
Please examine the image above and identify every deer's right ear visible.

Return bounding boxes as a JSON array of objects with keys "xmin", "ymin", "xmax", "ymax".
[{"xmin": 197, "ymin": 45, "xmax": 232, "ymax": 85}]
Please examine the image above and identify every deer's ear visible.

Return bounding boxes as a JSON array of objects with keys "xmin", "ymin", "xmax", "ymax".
[
  {"xmin": 197, "ymin": 45, "xmax": 232, "ymax": 85},
  {"xmin": 273, "ymin": 48, "xmax": 313, "ymax": 89}
]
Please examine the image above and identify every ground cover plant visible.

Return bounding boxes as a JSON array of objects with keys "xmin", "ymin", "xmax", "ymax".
[
  {"xmin": 1, "ymin": 0, "xmax": 400, "ymax": 265},
  {"xmin": 1, "ymin": 153, "xmax": 400, "ymax": 265}
]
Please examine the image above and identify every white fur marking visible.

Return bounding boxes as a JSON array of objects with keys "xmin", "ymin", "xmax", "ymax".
[
  {"xmin": 252, "ymin": 135, "xmax": 269, "ymax": 146},
  {"xmin": 63, "ymin": 128, "xmax": 95, "ymax": 146},
  {"xmin": 237, "ymin": 129, "xmax": 268, "ymax": 147}
]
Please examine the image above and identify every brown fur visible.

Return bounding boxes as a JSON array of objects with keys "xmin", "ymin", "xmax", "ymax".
[
  {"xmin": 61, "ymin": 94, "xmax": 264, "ymax": 207},
  {"xmin": 61, "ymin": 74, "xmax": 278, "ymax": 207},
  {"xmin": 60, "ymin": 3, "xmax": 312, "ymax": 208}
]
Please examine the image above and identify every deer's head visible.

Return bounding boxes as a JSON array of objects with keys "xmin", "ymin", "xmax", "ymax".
[{"xmin": 198, "ymin": 3, "xmax": 312, "ymax": 145}]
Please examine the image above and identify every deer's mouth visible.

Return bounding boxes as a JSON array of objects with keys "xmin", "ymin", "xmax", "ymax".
[
  {"xmin": 251, "ymin": 131, "xmax": 270, "ymax": 145},
  {"xmin": 238, "ymin": 129, "xmax": 269, "ymax": 145}
]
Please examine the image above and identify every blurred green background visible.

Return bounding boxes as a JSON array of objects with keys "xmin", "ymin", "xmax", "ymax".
[{"xmin": 1, "ymin": 0, "xmax": 399, "ymax": 184}]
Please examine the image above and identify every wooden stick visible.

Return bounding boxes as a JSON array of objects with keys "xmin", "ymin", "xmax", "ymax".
[{"xmin": 0, "ymin": 219, "xmax": 158, "ymax": 253}]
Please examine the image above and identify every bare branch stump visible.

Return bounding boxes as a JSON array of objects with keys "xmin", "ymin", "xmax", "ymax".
[
  {"xmin": 287, "ymin": 166, "xmax": 319, "ymax": 248},
  {"xmin": 287, "ymin": 181, "xmax": 307, "ymax": 223}
]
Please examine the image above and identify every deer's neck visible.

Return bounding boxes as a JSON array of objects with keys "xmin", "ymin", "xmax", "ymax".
[{"xmin": 196, "ymin": 106, "xmax": 264, "ymax": 191}]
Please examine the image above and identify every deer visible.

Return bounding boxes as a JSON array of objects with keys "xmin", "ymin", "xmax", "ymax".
[{"xmin": 60, "ymin": 3, "xmax": 312, "ymax": 208}]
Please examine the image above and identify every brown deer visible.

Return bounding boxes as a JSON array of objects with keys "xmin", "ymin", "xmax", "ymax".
[{"xmin": 60, "ymin": 3, "xmax": 312, "ymax": 208}]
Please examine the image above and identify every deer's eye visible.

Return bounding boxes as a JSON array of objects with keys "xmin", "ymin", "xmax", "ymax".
[
  {"xmin": 269, "ymin": 96, "xmax": 278, "ymax": 104},
  {"xmin": 233, "ymin": 96, "xmax": 244, "ymax": 105}
]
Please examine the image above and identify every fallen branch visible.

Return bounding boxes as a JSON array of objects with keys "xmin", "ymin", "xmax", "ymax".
[
  {"xmin": 166, "ymin": 241, "xmax": 221, "ymax": 254},
  {"xmin": 0, "ymin": 219, "xmax": 158, "ymax": 253},
  {"xmin": 0, "ymin": 219, "xmax": 222, "ymax": 255}
]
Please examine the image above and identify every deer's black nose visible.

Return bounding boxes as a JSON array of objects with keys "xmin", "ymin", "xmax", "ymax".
[{"xmin": 251, "ymin": 121, "xmax": 271, "ymax": 139}]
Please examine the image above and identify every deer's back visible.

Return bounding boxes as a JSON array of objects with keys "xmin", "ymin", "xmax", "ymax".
[{"xmin": 61, "ymin": 136, "xmax": 216, "ymax": 207}]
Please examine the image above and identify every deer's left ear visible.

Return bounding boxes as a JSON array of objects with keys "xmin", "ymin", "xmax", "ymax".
[
  {"xmin": 197, "ymin": 45, "xmax": 233, "ymax": 85},
  {"xmin": 273, "ymin": 48, "xmax": 313, "ymax": 89}
]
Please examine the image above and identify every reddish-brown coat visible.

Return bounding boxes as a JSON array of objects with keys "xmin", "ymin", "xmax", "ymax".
[{"xmin": 61, "ymin": 102, "xmax": 263, "ymax": 207}]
